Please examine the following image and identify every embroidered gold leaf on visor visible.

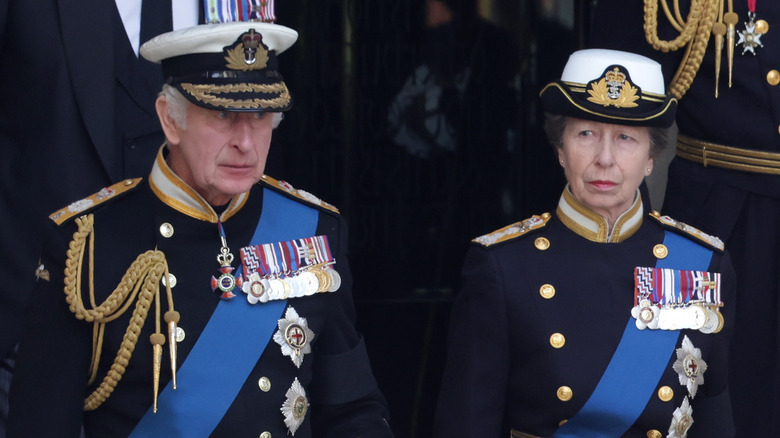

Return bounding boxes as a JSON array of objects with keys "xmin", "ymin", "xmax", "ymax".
[{"xmin": 180, "ymin": 82, "xmax": 290, "ymax": 110}]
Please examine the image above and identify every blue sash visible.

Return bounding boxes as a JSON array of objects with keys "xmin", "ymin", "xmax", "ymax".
[
  {"xmin": 131, "ymin": 188, "xmax": 319, "ymax": 437},
  {"xmin": 554, "ymin": 231, "xmax": 714, "ymax": 438}
]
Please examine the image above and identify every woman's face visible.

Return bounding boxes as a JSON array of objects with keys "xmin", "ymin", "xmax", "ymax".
[{"xmin": 558, "ymin": 118, "xmax": 653, "ymax": 224}]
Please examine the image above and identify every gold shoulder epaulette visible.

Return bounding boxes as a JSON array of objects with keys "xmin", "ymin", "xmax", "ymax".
[
  {"xmin": 49, "ymin": 178, "xmax": 143, "ymax": 226},
  {"xmin": 472, "ymin": 213, "xmax": 551, "ymax": 247},
  {"xmin": 260, "ymin": 175, "xmax": 340, "ymax": 214},
  {"xmin": 649, "ymin": 211, "xmax": 725, "ymax": 252}
]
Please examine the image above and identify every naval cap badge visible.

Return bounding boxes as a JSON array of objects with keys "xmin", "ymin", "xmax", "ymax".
[
  {"xmin": 273, "ymin": 307, "xmax": 315, "ymax": 368},
  {"xmin": 224, "ymin": 29, "xmax": 269, "ymax": 71},
  {"xmin": 587, "ymin": 65, "xmax": 640, "ymax": 108}
]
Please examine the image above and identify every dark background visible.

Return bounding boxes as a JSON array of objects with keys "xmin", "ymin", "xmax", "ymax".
[{"xmin": 270, "ymin": 1, "xmax": 586, "ymax": 436}]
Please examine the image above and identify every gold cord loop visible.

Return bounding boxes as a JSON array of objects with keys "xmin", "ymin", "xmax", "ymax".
[
  {"xmin": 644, "ymin": 0, "xmax": 721, "ymax": 99},
  {"xmin": 64, "ymin": 214, "xmax": 177, "ymax": 411}
]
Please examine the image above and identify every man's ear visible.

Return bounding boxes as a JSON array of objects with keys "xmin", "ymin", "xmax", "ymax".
[{"xmin": 156, "ymin": 96, "xmax": 181, "ymax": 146}]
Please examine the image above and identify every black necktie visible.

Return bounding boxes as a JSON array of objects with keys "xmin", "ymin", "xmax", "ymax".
[{"xmin": 140, "ymin": 0, "xmax": 173, "ymax": 45}]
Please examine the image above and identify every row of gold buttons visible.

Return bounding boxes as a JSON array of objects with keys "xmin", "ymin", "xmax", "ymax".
[{"xmin": 158, "ymin": 222, "xmax": 275, "ymax": 438}]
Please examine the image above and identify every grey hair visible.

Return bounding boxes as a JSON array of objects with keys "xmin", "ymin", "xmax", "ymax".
[
  {"xmin": 160, "ymin": 84, "xmax": 285, "ymax": 130},
  {"xmin": 543, "ymin": 112, "xmax": 670, "ymax": 159}
]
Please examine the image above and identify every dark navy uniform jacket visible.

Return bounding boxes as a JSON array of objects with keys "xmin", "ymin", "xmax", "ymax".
[
  {"xmin": 434, "ymin": 189, "xmax": 736, "ymax": 438},
  {"xmin": 7, "ymin": 148, "xmax": 392, "ymax": 438}
]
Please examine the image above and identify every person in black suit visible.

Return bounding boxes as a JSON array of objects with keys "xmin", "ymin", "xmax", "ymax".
[
  {"xmin": 0, "ymin": 1, "xmax": 186, "ymax": 434},
  {"xmin": 434, "ymin": 49, "xmax": 736, "ymax": 437},
  {"xmin": 588, "ymin": 2, "xmax": 780, "ymax": 435},
  {"xmin": 7, "ymin": 10, "xmax": 393, "ymax": 438}
]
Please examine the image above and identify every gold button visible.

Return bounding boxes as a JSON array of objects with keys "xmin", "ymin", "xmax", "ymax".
[
  {"xmin": 159, "ymin": 223, "xmax": 174, "ymax": 238},
  {"xmin": 550, "ymin": 333, "xmax": 566, "ymax": 348},
  {"xmin": 647, "ymin": 430, "xmax": 662, "ymax": 438},
  {"xmin": 175, "ymin": 327, "xmax": 186, "ymax": 342},
  {"xmin": 540, "ymin": 284, "xmax": 556, "ymax": 299},
  {"xmin": 124, "ymin": 179, "xmax": 134, "ymax": 186},
  {"xmin": 258, "ymin": 377, "xmax": 271, "ymax": 392},
  {"xmin": 658, "ymin": 386, "xmax": 674, "ymax": 402},
  {"xmin": 768, "ymin": 70, "xmax": 780, "ymax": 86},
  {"xmin": 653, "ymin": 244, "xmax": 668, "ymax": 259},
  {"xmin": 557, "ymin": 386, "xmax": 573, "ymax": 401},
  {"xmin": 559, "ymin": 419, "xmax": 568, "ymax": 427},
  {"xmin": 778, "ymin": 124, "xmax": 780, "ymax": 136},
  {"xmin": 260, "ymin": 432, "xmax": 272, "ymax": 438},
  {"xmin": 535, "ymin": 237, "xmax": 551, "ymax": 251},
  {"xmin": 756, "ymin": 19, "xmax": 769, "ymax": 34},
  {"xmin": 161, "ymin": 273, "xmax": 177, "ymax": 288}
]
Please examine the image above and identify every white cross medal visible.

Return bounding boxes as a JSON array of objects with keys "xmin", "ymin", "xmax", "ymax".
[
  {"xmin": 737, "ymin": 11, "xmax": 764, "ymax": 55},
  {"xmin": 273, "ymin": 307, "xmax": 315, "ymax": 368}
]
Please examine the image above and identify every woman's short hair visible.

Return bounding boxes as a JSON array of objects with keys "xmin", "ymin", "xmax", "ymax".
[
  {"xmin": 543, "ymin": 112, "xmax": 670, "ymax": 160},
  {"xmin": 160, "ymin": 84, "xmax": 284, "ymax": 130}
]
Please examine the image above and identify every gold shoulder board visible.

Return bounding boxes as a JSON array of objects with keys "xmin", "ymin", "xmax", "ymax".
[
  {"xmin": 649, "ymin": 211, "xmax": 725, "ymax": 252},
  {"xmin": 49, "ymin": 178, "xmax": 143, "ymax": 226},
  {"xmin": 472, "ymin": 213, "xmax": 551, "ymax": 247},
  {"xmin": 259, "ymin": 175, "xmax": 340, "ymax": 214}
]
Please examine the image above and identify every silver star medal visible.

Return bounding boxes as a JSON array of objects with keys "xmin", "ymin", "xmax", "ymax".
[
  {"xmin": 281, "ymin": 378, "xmax": 309, "ymax": 436},
  {"xmin": 737, "ymin": 12, "xmax": 764, "ymax": 55},
  {"xmin": 672, "ymin": 335, "xmax": 708, "ymax": 398},
  {"xmin": 273, "ymin": 307, "xmax": 315, "ymax": 368},
  {"xmin": 668, "ymin": 396, "xmax": 694, "ymax": 438}
]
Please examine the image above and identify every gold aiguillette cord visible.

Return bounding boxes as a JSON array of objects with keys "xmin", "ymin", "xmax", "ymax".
[{"xmin": 64, "ymin": 214, "xmax": 179, "ymax": 412}]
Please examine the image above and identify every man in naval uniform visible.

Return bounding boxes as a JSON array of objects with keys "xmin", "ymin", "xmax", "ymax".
[
  {"xmin": 7, "ymin": 7, "xmax": 393, "ymax": 438},
  {"xmin": 589, "ymin": 1, "xmax": 780, "ymax": 435}
]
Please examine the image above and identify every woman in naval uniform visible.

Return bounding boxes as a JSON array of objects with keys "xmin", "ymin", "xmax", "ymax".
[{"xmin": 433, "ymin": 49, "xmax": 736, "ymax": 438}]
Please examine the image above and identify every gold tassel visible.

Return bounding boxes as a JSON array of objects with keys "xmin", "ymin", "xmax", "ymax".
[
  {"xmin": 712, "ymin": 0, "xmax": 726, "ymax": 97},
  {"xmin": 150, "ymin": 333, "xmax": 165, "ymax": 413},
  {"xmin": 165, "ymin": 311, "xmax": 181, "ymax": 390},
  {"xmin": 723, "ymin": 0, "xmax": 738, "ymax": 88}
]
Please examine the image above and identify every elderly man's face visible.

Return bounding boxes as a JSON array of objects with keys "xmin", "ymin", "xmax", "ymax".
[
  {"xmin": 558, "ymin": 118, "xmax": 653, "ymax": 225},
  {"xmin": 160, "ymin": 98, "xmax": 275, "ymax": 206}
]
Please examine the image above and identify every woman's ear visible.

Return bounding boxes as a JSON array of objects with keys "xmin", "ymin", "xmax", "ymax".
[{"xmin": 156, "ymin": 96, "xmax": 181, "ymax": 146}]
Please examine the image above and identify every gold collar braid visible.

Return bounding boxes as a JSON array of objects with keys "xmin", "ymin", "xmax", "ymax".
[
  {"xmin": 644, "ymin": 0, "xmax": 720, "ymax": 99},
  {"xmin": 64, "ymin": 214, "xmax": 179, "ymax": 412}
]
